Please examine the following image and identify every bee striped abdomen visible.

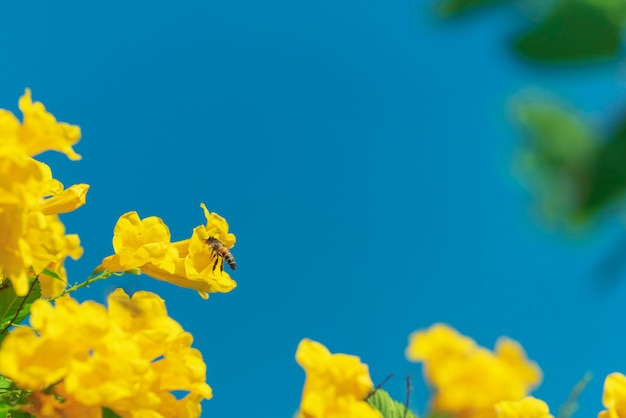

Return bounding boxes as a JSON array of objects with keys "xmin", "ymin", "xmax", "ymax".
[
  {"xmin": 206, "ymin": 236, "xmax": 237, "ymax": 271},
  {"xmin": 222, "ymin": 252, "xmax": 236, "ymax": 271}
]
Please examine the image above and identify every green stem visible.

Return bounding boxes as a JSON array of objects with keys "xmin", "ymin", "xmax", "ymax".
[{"xmin": 48, "ymin": 269, "xmax": 113, "ymax": 301}]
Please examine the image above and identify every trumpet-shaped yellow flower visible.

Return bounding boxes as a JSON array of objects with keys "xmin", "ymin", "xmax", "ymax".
[
  {"xmin": 406, "ymin": 323, "xmax": 542, "ymax": 418},
  {"xmin": 0, "ymin": 289, "xmax": 212, "ymax": 418},
  {"xmin": 295, "ymin": 338, "xmax": 381, "ymax": 418},
  {"xmin": 0, "ymin": 89, "xmax": 86, "ymax": 296},
  {"xmin": 102, "ymin": 204, "xmax": 237, "ymax": 298},
  {"xmin": 495, "ymin": 397, "xmax": 553, "ymax": 418},
  {"xmin": 599, "ymin": 372, "xmax": 626, "ymax": 418}
]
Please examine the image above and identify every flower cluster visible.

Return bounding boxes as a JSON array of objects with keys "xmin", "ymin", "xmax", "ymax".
[
  {"xmin": 294, "ymin": 325, "xmax": 552, "ymax": 418},
  {"xmin": 0, "ymin": 288, "xmax": 211, "ymax": 417},
  {"xmin": 0, "ymin": 89, "xmax": 88, "ymax": 297},
  {"xmin": 406, "ymin": 323, "xmax": 543, "ymax": 417},
  {"xmin": 101, "ymin": 204, "xmax": 237, "ymax": 299}
]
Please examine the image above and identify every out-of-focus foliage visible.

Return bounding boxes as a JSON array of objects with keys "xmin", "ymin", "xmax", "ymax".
[
  {"xmin": 514, "ymin": 0, "xmax": 624, "ymax": 63},
  {"xmin": 514, "ymin": 97, "xmax": 626, "ymax": 224},
  {"xmin": 434, "ymin": 0, "xmax": 511, "ymax": 18},
  {"xmin": 556, "ymin": 372, "xmax": 592, "ymax": 418},
  {"xmin": 436, "ymin": 0, "xmax": 626, "ymax": 63}
]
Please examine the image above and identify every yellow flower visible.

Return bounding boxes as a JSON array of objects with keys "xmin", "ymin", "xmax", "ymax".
[
  {"xmin": 101, "ymin": 204, "xmax": 237, "ymax": 298},
  {"xmin": 295, "ymin": 338, "xmax": 381, "ymax": 418},
  {"xmin": 599, "ymin": 372, "xmax": 626, "ymax": 418},
  {"xmin": 0, "ymin": 289, "xmax": 212, "ymax": 417},
  {"xmin": 0, "ymin": 90, "xmax": 86, "ymax": 295},
  {"xmin": 495, "ymin": 397, "xmax": 553, "ymax": 418},
  {"xmin": 406, "ymin": 323, "xmax": 542, "ymax": 418}
]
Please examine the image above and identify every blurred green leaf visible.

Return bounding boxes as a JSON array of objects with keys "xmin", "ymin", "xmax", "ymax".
[
  {"xmin": 514, "ymin": 98, "xmax": 626, "ymax": 223},
  {"xmin": 7, "ymin": 410, "xmax": 30, "ymax": 418},
  {"xmin": 435, "ymin": 0, "xmax": 511, "ymax": 17},
  {"xmin": 577, "ymin": 116, "xmax": 626, "ymax": 218},
  {"xmin": 513, "ymin": 99, "xmax": 598, "ymax": 223},
  {"xmin": 557, "ymin": 372, "xmax": 592, "ymax": 418},
  {"xmin": 0, "ymin": 377, "xmax": 12, "ymax": 391},
  {"xmin": 102, "ymin": 407, "xmax": 124, "ymax": 418},
  {"xmin": 514, "ymin": 0, "xmax": 622, "ymax": 62},
  {"xmin": 515, "ymin": 101, "xmax": 598, "ymax": 168},
  {"xmin": 367, "ymin": 389, "xmax": 418, "ymax": 418}
]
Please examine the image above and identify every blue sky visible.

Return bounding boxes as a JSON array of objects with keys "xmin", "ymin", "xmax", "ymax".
[{"xmin": 2, "ymin": 1, "xmax": 626, "ymax": 416}]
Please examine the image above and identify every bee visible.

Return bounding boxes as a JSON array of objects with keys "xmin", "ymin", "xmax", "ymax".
[{"xmin": 206, "ymin": 236, "xmax": 237, "ymax": 272}]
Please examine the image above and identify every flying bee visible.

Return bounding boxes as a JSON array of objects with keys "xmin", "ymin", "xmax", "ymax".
[{"xmin": 206, "ymin": 236, "xmax": 237, "ymax": 272}]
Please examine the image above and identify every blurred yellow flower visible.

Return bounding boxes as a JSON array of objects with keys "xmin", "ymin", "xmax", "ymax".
[
  {"xmin": 0, "ymin": 89, "xmax": 86, "ymax": 296},
  {"xmin": 600, "ymin": 372, "xmax": 626, "ymax": 418},
  {"xmin": 295, "ymin": 338, "xmax": 381, "ymax": 418},
  {"xmin": 406, "ymin": 323, "xmax": 542, "ymax": 418},
  {"xmin": 495, "ymin": 397, "xmax": 553, "ymax": 418},
  {"xmin": 0, "ymin": 289, "xmax": 212, "ymax": 417},
  {"xmin": 101, "ymin": 204, "xmax": 237, "ymax": 298}
]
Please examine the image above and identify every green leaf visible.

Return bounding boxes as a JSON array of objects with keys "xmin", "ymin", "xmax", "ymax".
[
  {"xmin": 8, "ymin": 410, "xmax": 31, "ymax": 418},
  {"xmin": 102, "ymin": 407, "xmax": 124, "ymax": 418},
  {"xmin": 435, "ymin": 0, "xmax": 511, "ymax": 17},
  {"xmin": 514, "ymin": 0, "xmax": 622, "ymax": 62},
  {"xmin": 0, "ymin": 377, "xmax": 12, "ymax": 391},
  {"xmin": 367, "ymin": 389, "xmax": 418, "ymax": 418},
  {"xmin": 0, "ymin": 279, "xmax": 42, "ymax": 346},
  {"xmin": 40, "ymin": 268, "xmax": 62, "ymax": 282}
]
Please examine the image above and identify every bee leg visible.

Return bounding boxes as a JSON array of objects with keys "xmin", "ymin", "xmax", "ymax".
[
  {"xmin": 220, "ymin": 257, "xmax": 225, "ymax": 272},
  {"xmin": 212, "ymin": 255, "xmax": 220, "ymax": 272}
]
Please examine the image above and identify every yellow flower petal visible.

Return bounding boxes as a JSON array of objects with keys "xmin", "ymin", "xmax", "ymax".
[
  {"xmin": 101, "ymin": 211, "xmax": 178, "ymax": 272},
  {"xmin": 40, "ymin": 183, "xmax": 89, "ymax": 215},
  {"xmin": 600, "ymin": 372, "xmax": 626, "ymax": 418},
  {"xmin": 495, "ymin": 397, "xmax": 553, "ymax": 418},
  {"xmin": 296, "ymin": 338, "xmax": 381, "ymax": 418},
  {"xmin": 18, "ymin": 88, "xmax": 82, "ymax": 160},
  {"xmin": 200, "ymin": 203, "xmax": 236, "ymax": 247},
  {"xmin": 406, "ymin": 323, "xmax": 476, "ymax": 363}
]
